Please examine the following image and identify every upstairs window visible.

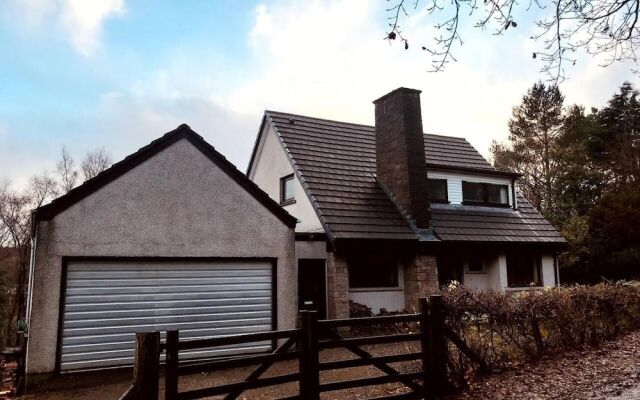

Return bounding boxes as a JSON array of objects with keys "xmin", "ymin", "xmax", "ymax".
[
  {"xmin": 428, "ymin": 179, "xmax": 448, "ymax": 203},
  {"xmin": 280, "ymin": 174, "xmax": 295, "ymax": 205},
  {"xmin": 462, "ymin": 182, "xmax": 509, "ymax": 207}
]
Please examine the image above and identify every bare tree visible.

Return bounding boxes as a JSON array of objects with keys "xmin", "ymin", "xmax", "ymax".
[
  {"xmin": 386, "ymin": 0, "xmax": 640, "ymax": 81},
  {"xmin": 0, "ymin": 181, "xmax": 33, "ymax": 345},
  {"xmin": 29, "ymin": 172, "xmax": 59, "ymax": 208},
  {"xmin": 56, "ymin": 146, "xmax": 78, "ymax": 194},
  {"xmin": 81, "ymin": 147, "xmax": 112, "ymax": 181}
]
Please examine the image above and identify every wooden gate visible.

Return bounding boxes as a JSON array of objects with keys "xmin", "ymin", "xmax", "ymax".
[{"xmin": 119, "ymin": 295, "xmax": 483, "ymax": 400}]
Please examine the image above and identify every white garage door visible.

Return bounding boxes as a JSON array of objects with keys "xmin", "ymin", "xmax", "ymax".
[{"xmin": 60, "ymin": 259, "xmax": 274, "ymax": 371}]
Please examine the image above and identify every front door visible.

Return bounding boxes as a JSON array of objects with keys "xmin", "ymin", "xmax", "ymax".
[{"xmin": 298, "ymin": 259, "xmax": 327, "ymax": 319}]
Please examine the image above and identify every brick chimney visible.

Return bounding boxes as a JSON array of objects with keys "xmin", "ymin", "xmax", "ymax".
[{"xmin": 373, "ymin": 88, "xmax": 430, "ymax": 230}]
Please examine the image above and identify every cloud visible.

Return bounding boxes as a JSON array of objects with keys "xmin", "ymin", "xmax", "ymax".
[
  {"xmin": 225, "ymin": 1, "xmax": 534, "ymax": 157},
  {"xmin": 225, "ymin": 0, "xmax": 638, "ymax": 159},
  {"xmin": 94, "ymin": 90, "xmax": 256, "ymax": 170},
  {"xmin": 3, "ymin": 0, "xmax": 125, "ymax": 56},
  {"xmin": 60, "ymin": 0, "xmax": 125, "ymax": 56}
]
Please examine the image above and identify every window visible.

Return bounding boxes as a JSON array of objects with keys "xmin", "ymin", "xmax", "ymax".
[
  {"xmin": 467, "ymin": 256, "xmax": 484, "ymax": 273},
  {"xmin": 428, "ymin": 179, "xmax": 448, "ymax": 203},
  {"xmin": 348, "ymin": 253, "xmax": 399, "ymax": 288},
  {"xmin": 507, "ymin": 253, "xmax": 542, "ymax": 287},
  {"xmin": 280, "ymin": 174, "xmax": 295, "ymax": 204},
  {"xmin": 462, "ymin": 182, "xmax": 510, "ymax": 206}
]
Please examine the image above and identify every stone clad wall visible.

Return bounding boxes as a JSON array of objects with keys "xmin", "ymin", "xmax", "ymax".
[
  {"xmin": 403, "ymin": 254, "xmax": 439, "ymax": 312},
  {"xmin": 326, "ymin": 252, "xmax": 349, "ymax": 319}
]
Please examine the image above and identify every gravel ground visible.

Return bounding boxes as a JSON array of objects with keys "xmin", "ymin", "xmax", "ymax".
[
  {"xmin": 13, "ymin": 330, "xmax": 640, "ymax": 399},
  {"xmin": 18, "ymin": 345, "xmax": 420, "ymax": 400}
]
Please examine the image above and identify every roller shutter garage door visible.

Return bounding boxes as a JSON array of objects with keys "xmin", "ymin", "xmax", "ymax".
[{"xmin": 60, "ymin": 259, "xmax": 274, "ymax": 371}]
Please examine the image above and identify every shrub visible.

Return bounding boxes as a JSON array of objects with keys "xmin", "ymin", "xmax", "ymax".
[{"xmin": 441, "ymin": 282, "xmax": 640, "ymax": 383}]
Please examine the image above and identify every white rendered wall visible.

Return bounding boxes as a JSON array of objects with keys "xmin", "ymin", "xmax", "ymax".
[
  {"xmin": 462, "ymin": 254, "xmax": 508, "ymax": 291},
  {"xmin": 249, "ymin": 124, "xmax": 324, "ymax": 233},
  {"xmin": 348, "ymin": 265, "xmax": 405, "ymax": 313},
  {"xmin": 541, "ymin": 254, "xmax": 557, "ymax": 287}
]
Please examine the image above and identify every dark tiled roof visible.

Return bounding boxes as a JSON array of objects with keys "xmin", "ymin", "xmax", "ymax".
[
  {"xmin": 424, "ymin": 135, "xmax": 496, "ymax": 171},
  {"xmin": 263, "ymin": 111, "xmax": 565, "ymax": 244},
  {"xmin": 266, "ymin": 112, "xmax": 416, "ymax": 241},
  {"xmin": 34, "ymin": 124, "xmax": 297, "ymax": 230},
  {"xmin": 431, "ymin": 196, "xmax": 565, "ymax": 242}
]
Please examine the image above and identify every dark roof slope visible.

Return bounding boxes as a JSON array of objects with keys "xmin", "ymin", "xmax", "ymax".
[
  {"xmin": 262, "ymin": 110, "xmax": 565, "ymax": 245},
  {"xmin": 265, "ymin": 112, "xmax": 416, "ymax": 241},
  {"xmin": 424, "ymin": 135, "xmax": 496, "ymax": 172},
  {"xmin": 431, "ymin": 196, "xmax": 565, "ymax": 242},
  {"xmin": 34, "ymin": 124, "xmax": 297, "ymax": 229}
]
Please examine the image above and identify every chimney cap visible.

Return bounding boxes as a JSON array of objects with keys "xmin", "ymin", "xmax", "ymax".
[{"xmin": 373, "ymin": 87, "xmax": 422, "ymax": 104}]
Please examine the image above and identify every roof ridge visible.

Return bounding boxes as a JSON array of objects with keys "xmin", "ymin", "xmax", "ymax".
[
  {"xmin": 268, "ymin": 110, "xmax": 479, "ymax": 142},
  {"xmin": 266, "ymin": 110, "xmax": 374, "ymax": 129}
]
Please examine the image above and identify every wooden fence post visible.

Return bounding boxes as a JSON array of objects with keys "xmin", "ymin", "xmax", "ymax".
[
  {"xmin": 165, "ymin": 330, "xmax": 179, "ymax": 400},
  {"xmin": 299, "ymin": 310, "xmax": 320, "ymax": 400},
  {"xmin": 419, "ymin": 298, "xmax": 432, "ymax": 400},
  {"xmin": 428, "ymin": 295, "xmax": 448, "ymax": 398},
  {"xmin": 133, "ymin": 332, "xmax": 160, "ymax": 400}
]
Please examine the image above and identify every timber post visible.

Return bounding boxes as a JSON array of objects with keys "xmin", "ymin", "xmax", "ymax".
[
  {"xmin": 165, "ymin": 330, "xmax": 179, "ymax": 400},
  {"xmin": 299, "ymin": 310, "xmax": 320, "ymax": 399},
  {"xmin": 132, "ymin": 331, "xmax": 160, "ymax": 400},
  {"xmin": 428, "ymin": 295, "xmax": 448, "ymax": 398}
]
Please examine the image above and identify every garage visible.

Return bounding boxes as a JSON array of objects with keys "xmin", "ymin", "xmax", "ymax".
[
  {"xmin": 60, "ymin": 259, "xmax": 275, "ymax": 371},
  {"xmin": 25, "ymin": 124, "xmax": 297, "ymax": 379}
]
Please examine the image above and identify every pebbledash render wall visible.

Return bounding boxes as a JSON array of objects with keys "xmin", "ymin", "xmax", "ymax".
[{"xmin": 26, "ymin": 138, "xmax": 296, "ymax": 375}]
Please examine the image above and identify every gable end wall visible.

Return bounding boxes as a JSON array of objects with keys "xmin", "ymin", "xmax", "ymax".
[{"xmin": 27, "ymin": 138, "xmax": 296, "ymax": 375}]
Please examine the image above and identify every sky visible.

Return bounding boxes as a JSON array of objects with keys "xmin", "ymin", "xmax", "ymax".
[{"xmin": 0, "ymin": 0, "xmax": 637, "ymax": 189}]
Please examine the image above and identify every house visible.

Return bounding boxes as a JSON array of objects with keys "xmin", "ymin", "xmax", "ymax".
[
  {"xmin": 247, "ymin": 87, "xmax": 566, "ymax": 318},
  {"xmin": 24, "ymin": 87, "xmax": 566, "ymax": 384},
  {"xmin": 24, "ymin": 125, "xmax": 297, "ymax": 380}
]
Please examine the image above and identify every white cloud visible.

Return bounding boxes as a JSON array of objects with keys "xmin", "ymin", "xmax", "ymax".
[
  {"xmin": 227, "ymin": 0, "xmax": 636, "ymax": 159},
  {"xmin": 225, "ymin": 0, "xmax": 536, "ymax": 158},
  {"xmin": 3, "ymin": 0, "xmax": 125, "ymax": 56},
  {"xmin": 60, "ymin": 0, "xmax": 125, "ymax": 56}
]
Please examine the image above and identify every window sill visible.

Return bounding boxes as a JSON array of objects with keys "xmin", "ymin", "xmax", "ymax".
[
  {"xmin": 462, "ymin": 202, "xmax": 511, "ymax": 208},
  {"xmin": 280, "ymin": 199, "xmax": 296, "ymax": 206},
  {"xmin": 349, "ymin": 287, "xmax": 403, "ymax": 292},
  {"xmin": 429, "ymin": 200, "xmax": 450, "ymax": 204},
  {"xmin": 466, "ymin": 270, "xmax": 486, "ymax": 275}
]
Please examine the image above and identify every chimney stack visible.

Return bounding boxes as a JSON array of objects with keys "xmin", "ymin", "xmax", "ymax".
[{"xmin": 373, "ymin": 88, "xmax": 430, "ymax": 230}]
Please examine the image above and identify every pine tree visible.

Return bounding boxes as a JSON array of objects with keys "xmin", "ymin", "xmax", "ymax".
[
  {"xmin": 492, "ymin": 82, "xmax": 564, "ymax": 216},
  {"xmin": 589, "ymin": 81, "xmax": 640, "ymax": 186}
]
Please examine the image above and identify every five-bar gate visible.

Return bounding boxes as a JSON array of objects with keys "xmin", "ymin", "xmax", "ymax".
[{"xmin": 120, "ymin": 295, "xmax": 476, "ymax": 400}]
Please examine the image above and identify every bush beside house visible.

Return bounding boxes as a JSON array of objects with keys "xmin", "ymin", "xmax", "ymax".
[
  {"xmin": 442, "ymin": 283, "xmax": 640, "ymax": 384},
  {"xmin": 352, "ymin": 283, "xmax": 640, "ymax": 389}
]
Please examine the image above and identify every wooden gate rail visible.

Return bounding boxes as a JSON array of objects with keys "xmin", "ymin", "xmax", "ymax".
[
  {"xmin": 121, "ymin": 295, "xmax": 489, "ymax": 400},
  {"xmin": 313, "ymin": 310, "xmax": 426, "ymax": 399},
  {"xmin": 164, "ymin": 329, "xmax": 301, "ymax": 400},
  {"xmin": 319, "ymin": 352, "xmax": 422, "ymax": 370}
]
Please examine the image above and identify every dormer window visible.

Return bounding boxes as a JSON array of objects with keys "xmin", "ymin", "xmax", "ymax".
[
  {"xmin": 462, "ymin": 182, "xmax": 509, "ymax": 207},
  {"xmin": 280, "ymin": 174, "xmax": 295, "ymax": 205},
  {"xmin": 428, "ymin": 179, "xmax": 448, "ymax": 203}
]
